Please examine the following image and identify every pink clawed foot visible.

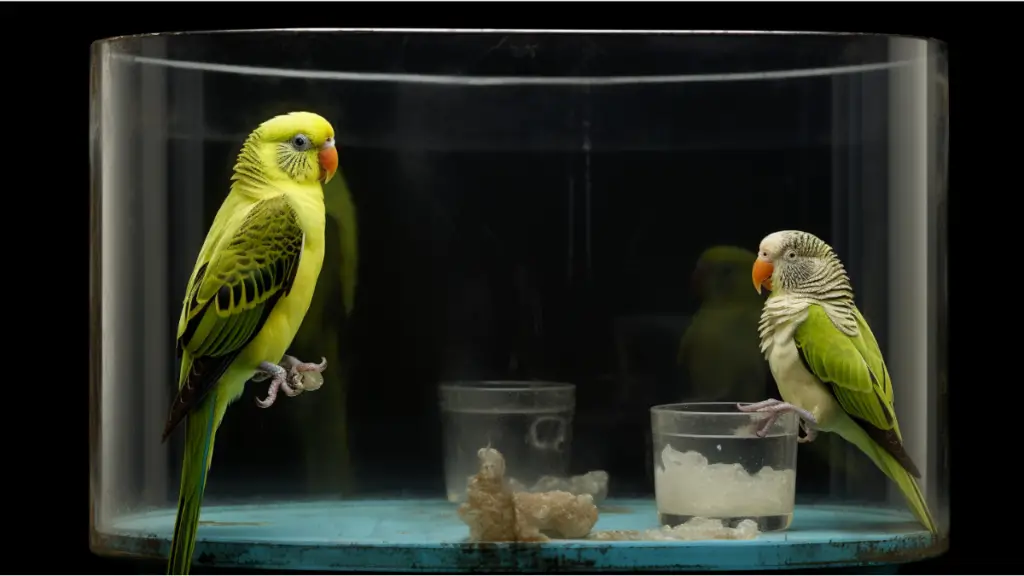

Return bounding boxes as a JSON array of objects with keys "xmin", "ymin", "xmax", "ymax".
[
  {"xmin": 253, "ymin": 356, "xmax": 328, "ymax": 408},
  {"xmin": 279, "ymin": 355, "xmax": 328, "ymax": 392},
  {"xmin": 737, "ymin": 399, "xmax": 818, "ymax": 438},
  {"xmin": 254, "ymin": 362, "xmax": 291, "ymax": 408},
  {"xmin": 739, "ymin": 399, "xmax": 783, "ymax": 411}
]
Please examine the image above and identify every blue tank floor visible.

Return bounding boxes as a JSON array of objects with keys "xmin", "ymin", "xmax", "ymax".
[{"xmin": 93, "ymin": 498, "xmax": 944, "ymax": 572}]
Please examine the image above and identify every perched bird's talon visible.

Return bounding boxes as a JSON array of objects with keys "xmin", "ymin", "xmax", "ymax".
[
  {"xmin": 756, "ymin": 413, "xmax": 779, "ymax": 436},
  {"xmin": 738, "ymin": 398, "xmax": 781, "ymax": 412},
  {"xmin": 281, "ymin": 380, "xmax": 301, "ymax": 397},
  {"xmin": 294, "ymin": 356, "xmax": 328, "ymax": 373},
  {"xmin": 798, "ymin": 419, "xmax": 819, "ymax": 443},
  {"xmin": 286, "ymin": 356, "xmax": 327, "ymax": 394},
  {"xmin": 254, "ymin": 360, "xmax": 290, "ymax": 408},
  {"xmin": 254, "ymin": 355, "xmax": 328, "ymax": 406},
  {"xmin": 742, "ymin": 398, "xmax": 817, "ymax": 438}
]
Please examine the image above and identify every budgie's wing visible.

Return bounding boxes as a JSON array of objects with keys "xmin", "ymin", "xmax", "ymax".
[
  {"xmin": 794, "ymin": 304, "xmax": 920, "ymax": 478},
  {"xmin": 850, "ymin": 307, "xmax": 895, "ymax": 405},
  {"xmin": 162, "ymin": 194, "xmax": 305, "ymax": 441}
]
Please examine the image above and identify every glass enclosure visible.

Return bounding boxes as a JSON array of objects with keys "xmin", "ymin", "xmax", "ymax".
[{"xmin": 89, "ymin": 29, "xmax": 949, "ymax": 568}]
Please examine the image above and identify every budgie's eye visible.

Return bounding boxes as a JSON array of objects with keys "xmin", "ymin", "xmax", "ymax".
[
  {"xmin": 786, "ymin": 250, "xmax": 797, "ymax": 260},
  {"xmin": 291, "ymin": 134, "xmax": 312, "ymax": 151}
]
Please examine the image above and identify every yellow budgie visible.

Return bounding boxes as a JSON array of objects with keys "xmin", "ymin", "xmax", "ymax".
[{"xmin": 161, "ymin": 111, "xmax": 340, "ymax": 575}]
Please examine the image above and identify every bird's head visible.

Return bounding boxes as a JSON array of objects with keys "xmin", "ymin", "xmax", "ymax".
[
  {"xmin": 256, "ymin": 111, "xmax": 338, "ymax": 185},
  {"xmin": 752, "ymin": 230, "xmax": 840, "ymax": 295}
]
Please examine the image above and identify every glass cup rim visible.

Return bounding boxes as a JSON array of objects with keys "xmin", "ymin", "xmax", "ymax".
[
  {"xmin": 439, "ymin": 380, "xmax": 575, "ymax": 394},
  {"xmin": 650, "ymin": 401, "xmax": 774, "ymax": 417}
]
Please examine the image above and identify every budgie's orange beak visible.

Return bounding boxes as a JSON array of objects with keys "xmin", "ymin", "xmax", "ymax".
[
  {"xmin": 752, "ymin": 259, "xmax": 774, "ymax": 294},
  {"xmin": 319, "ymin": 138, "xmax": 338, "ymax": 184}
]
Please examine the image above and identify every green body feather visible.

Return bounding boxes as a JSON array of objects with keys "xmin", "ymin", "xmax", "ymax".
[
  {"xmin": 168, "ymin": 393, "xmax": 225, "ymax": 575},
  {"xmin": 793, "ymin": 306, "xmax": 935, "ymax": 533},
  {"xmin": 796, "ymin": 307, "xmax": 897, "ymax": 437}
]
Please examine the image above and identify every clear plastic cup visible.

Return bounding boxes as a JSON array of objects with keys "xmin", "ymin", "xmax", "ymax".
[
  {"xmin": 440, "ymin": 381, "xmax": 576, "ymax": 502},
  {"xmin": 651, "ymin": 402, "xmax": 799, "ymax": 531}
]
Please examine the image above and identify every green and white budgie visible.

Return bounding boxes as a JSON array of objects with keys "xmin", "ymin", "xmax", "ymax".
[
  {"xmin": 743, "ymin": 230, "xmax": 937, "ymax": 534},
  {"xmin": 162, "ymin": 111, "xmax": 340, "ymax": 575}
]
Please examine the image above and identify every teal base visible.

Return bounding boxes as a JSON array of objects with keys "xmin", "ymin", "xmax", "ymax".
[{"xmin": 93, "ymin": 499, "xmax": 944, "ymax": 572}]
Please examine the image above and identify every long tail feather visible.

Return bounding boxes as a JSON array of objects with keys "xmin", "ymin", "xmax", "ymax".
[
  {"xmin": 168, "ymin": 393, "xmax": 221, "ymax": 575},
  {"xmin": 843, "ymin": 422, "xmax": 937, "ymax": 534},
  {"xmin": 876, "ymin": 447, "xmax": 937, "ymax": 534}
]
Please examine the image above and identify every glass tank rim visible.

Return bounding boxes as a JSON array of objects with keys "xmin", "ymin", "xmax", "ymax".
[
  {"xmin": 92, "ymin": 29, "xmax": 942, "ymax": 87},
  {"xmin": 650, "ymin": 401, "xmax": 769, "ymax": 417},
  {"xmin": 92, "ymin": 28, "xmax": 945, "ymax": 46},
  {"xmin": 438, "ymin": 380, "xmax": 576, "ymax": 394}
]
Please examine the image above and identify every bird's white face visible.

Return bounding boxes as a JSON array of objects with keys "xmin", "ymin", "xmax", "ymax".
[
  {"xmin": 757, "ymin": 232, "xmax": 792, "ymax": 260},
  {"xmin": 752, "ymin": 230, "xmax": 836, "ymax": 295},
  {"xmin": 753, "ymin": 231, "xmax": 797, "ymax": 294}
]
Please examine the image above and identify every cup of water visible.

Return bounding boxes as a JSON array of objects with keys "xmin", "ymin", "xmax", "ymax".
[
  {"xmin": 440, "ymin": 381, "xmax": 576, "ymax": 503},
  {"xmin": 650, "ymin": 402, "xmax": 799, "ymax": 532}
]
